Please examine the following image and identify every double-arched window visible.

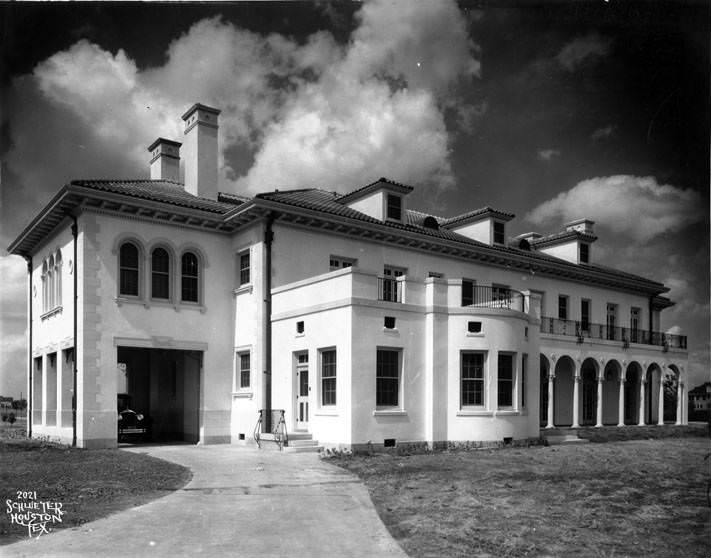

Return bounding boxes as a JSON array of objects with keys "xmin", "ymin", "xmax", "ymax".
[
  {"xmin": 118, "ymin": 240, "xmax": 201, "ymax": 304},
  {"xmin": 41, "ymin": 250, "xmax": 63, "ymax": 314}
]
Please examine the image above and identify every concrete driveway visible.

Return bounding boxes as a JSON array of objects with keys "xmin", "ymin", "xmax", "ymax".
[{"xmin": 3, "ymin": 444, "xmax": 407, "ymax": 558}]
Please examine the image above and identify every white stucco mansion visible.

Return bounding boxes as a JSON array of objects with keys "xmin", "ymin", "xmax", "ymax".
[{"xmin": 9, "ymin": 104, "xmax": 688, "ymax": 450}]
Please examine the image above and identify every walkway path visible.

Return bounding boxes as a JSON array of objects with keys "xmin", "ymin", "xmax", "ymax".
[{"xmin": 4, "ymin": 444, "xmax": 407, "ymax": 557}]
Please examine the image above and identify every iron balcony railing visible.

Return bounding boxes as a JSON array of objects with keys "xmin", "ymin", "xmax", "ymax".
[
  {"xmin": 378, "ymin": 277, "xmax": 403, "ymax": 303},
  {"xmin": 541, "ymin": 316, "xmax": 687, "ymax": 349},
  {"xmin": 462, "ymin": 285, "xmax": 525, "ymax": 312}
]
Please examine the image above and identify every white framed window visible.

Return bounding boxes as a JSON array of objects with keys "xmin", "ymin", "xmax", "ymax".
[
  {"xmin": 320, "ymin": 349, "xmax": 336, "ymax": 406},
  {"xmin": 386, "ymin": 194, "xmax": 402, "ymax": 220},
  {"xmin": 329, "ymin": 255, "xmax": 356, "ymax": 271},
  {"xmin": 376, "ymin": 348, "xmax": 402, "ymax": 408},
  {"xmin": 497, "ymin": 353, "xmax": 515, "ymax": 408},
  {"xmin": 462, "ymin": 279, "xmax": 475, "ymax": 306},
  {"xmin": 461, "ymin": 351, "xmax": 485, "ymax": 407},
  {"xmin": 119, "ymin": 242, "xmax": 140, "ymax": 297},
  {"xmin": 181, "ymin": 252, "xmax": 200, "ymax": 303},
  {"xmin": 238, "ymin": 352, "xmax": 251, "ymax": 389},
  {"xmin": 493, "ymin": 221, "xmax": 505, "ymax": 245},
  {"xmin": 579, "ymin": 243, "xmax": 590, "ymax": 263},
  {"xmin": 239, "ymin": 250, "xmax": 250, "ymax": 286},
  {"xmin": 151, "ymin": 247, "xmax": 171, "ymax": 300},
  {"xmin": 558, "ymin": 295, "xmax": 568, "ymax": 320}
]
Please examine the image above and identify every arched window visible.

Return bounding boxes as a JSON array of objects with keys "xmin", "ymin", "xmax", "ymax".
[
  {"xmin": 54, "ymin": 250, "xmax": 62, "ymax": 308},
  {"xmin": 42, "ymin": 260, "xmax": 48, "ymax": 312},
  {"xmin": 181, "ymin": 252, "xmax": 199, "ymax": 303},
  {"xmin": 151, "ymin": 248, "xmax": 170, "ymax": 299},
  {"xmin": 119, "ymin": 242, "xmax": 140, "ymax": 296},
  {"xmin": 47, "ymin": 255, "xmax": 55, "ymax": 310}
]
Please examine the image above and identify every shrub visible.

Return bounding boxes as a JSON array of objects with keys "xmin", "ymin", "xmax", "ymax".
[
  {"xmin": 1, "ymin": 414, "xmax": 7, "ymax": 422},
  {"xmin": 8, "ymin": 413, "xmax": 16, "ymax": 424}
]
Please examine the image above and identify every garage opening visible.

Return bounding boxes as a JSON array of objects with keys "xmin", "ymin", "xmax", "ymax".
[{"xmin": 117, "ymin": 347, "xmax": 201, "ymax": 443}]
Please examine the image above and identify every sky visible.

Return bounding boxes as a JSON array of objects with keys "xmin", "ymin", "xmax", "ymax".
[{"xmin": 0, "ymin": 1, "xmax": 709, "ymax": 397}]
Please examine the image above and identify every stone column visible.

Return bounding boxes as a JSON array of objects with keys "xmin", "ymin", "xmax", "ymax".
[
  {"xmin": 595, "ymin": 374, "xmax": 604, "ymax": 427},
  {"xmin": 675, "ymin": 381, "xmax": 683, "ymax": 425},
  {"xmin": 572, "ymin": 374, "xmax": 581, "ymax": 428},
  {"xmin": 617, "ymin": 377, "xmax": 625, "ymax": 427},
  {"xmin": 657, "ymin": 371, "xmax": 665, "ymax": 425},
  {"xmin": 638, "ymin": 378, "xmax": 646, "ymax": 426},
  {"xmin": 546, "ymin": 373, "xmax": 555, "ymax": 428}
]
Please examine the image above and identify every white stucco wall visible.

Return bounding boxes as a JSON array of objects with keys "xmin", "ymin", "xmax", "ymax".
[{"xmin": 450, "ymin": 218, "xmax": 493, "ymax": 245}]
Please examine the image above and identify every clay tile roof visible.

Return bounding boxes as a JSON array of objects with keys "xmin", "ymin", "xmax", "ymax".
[
  {"xmin": 71, "ymin": 179, "xmax": 236, "ymax": 213},
  {"xmin": 336, "ymin": 177, "xmax": 414, "ymax": 204},
  {"xmin": 440, "ymin": 206, "xmax": 515, "ymax": 227}
]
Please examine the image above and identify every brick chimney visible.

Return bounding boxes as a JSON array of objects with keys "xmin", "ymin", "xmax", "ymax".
[
  {"xmin": 182, "ymin": 103, "xmax": 220, "ymax": 199},
  {"xmin": 148, "ymin": 138, "xmax": 181, "ymax": 182}
]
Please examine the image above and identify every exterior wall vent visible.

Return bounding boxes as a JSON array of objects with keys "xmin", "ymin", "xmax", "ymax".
[{"xmin": 383, "ymin": 438, "xmax": 396, "ymax": 448}]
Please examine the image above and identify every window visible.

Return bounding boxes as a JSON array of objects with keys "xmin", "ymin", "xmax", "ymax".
[
  {"xmin": 380, "ymin": 266, "xmax": 405, "ymax": 303},
  {"xmin": 119, "ymin": 242, "xmax": 140, "ymax": 296},
  {"xmin": 329, "ymin": 256, "xmax": 356, "ymax": 271},
  {"xmin": 47, "ymin": 255, "xmax": 54, "ymax": 309},
  {"xmin": 467, "ymin": 321, "xmax": 481, "ymax": 333},
  {"xmin": 579, "ymin": 243, "xmax": 590, "ymax": 264},
  {"xmin": 296, "ymin": 321, "xmax": 305, "ymax": 334},
  {"xmin": 493, "ymin": 221, "xmax": 505, "ymax": 245},
  {"xmin": 581, "ymin": 299, "xmax": 591, "ymax": 332},
  {"xmin": 54, "ymin": 251, "xmax": 62, "ymax": 308},
  {"xmin": 521, "ymin": 354, "xmax": 527, "ymax": 408},
  {"xmin": 41, "ymin": 260, "xmax": 48, "ymax": 312},
  {"xmin": 384, "ymin": 316, "xmax": 396, "ymax": 329},
  {"xmin": 558, "ymin": 295, "xmax": 568, "ymax": 320},
  {"xmin": 497, "ymin": 353, "xmax": 514, "ymax": 407},
  {"xmin": 239, "ymin": 250, "xmax": 250, "ymax": 285},
  {"xmin": 386, "ymin": 194, "xmax": 402, "ymax": 220},
  {"xmin": 630, "ymin": 307, "xmax": 641, "ymax": 343},
  {"xmin": 461, "ymin": 352, "xmax": 485, "ymax": 406},
  {"xmin": 606, "ymin": 303, "xmax": 617, "ymax": 340},
  {"xmin": 462, "ymin": 279, "xmax": 474, "ymax": 306},
  {"xmin": 151, "ymin": 248, "xmax": 170, "ymax": 299},
  {"xmin": 376, "ymin": 349, "xmax": 400, "ymax": 407},
  {"xmin": 321, "ymin": 349, "xmax": 336, "ymax": 406},
  {"xmin": 181, "ymin": 252, "xmax": 199, "ymax": 303},
  {"xmin": 239, "ymin": 352, "xmax": 250, "ymax": 389}
]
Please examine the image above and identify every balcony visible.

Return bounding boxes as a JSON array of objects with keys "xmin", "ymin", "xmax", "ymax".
[
  {"xmin": 541, "ymin": 316, "xmax": 687, "ymax": 349},
  {"xmin": 462, "ymin": 285, "xmax": 525, "ymax": 313}
]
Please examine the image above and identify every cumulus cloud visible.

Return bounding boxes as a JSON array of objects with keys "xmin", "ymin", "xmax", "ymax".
[
  {"xmin": 557, "ymin": 32, "xmax": 612, "ymax": 72},
  {"xmin": 537, "ymin": 148, "xmax": 560, "ymax": 161},
  {"xmin": 591, "ymin": 124, "xmax": 616, "ymax": 141},
  {"xmin": 526, "ymin": 175, "xmax": 705, "ymax": 241}
]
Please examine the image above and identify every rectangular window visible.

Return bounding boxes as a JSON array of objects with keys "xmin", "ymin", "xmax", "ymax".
[
  {"xmin": 461, "ymin": 279, "xmax": 474, "ymax": 306},
  {"xmin": 497, "ymin": 353, "xmax": 514, "ymax": 408},
  {"xmin": 461, "ymin": 352, "xmax": 485, "ymax": 407},
  {"xmin": 376, "ymin": 349, "xmax": 400, "ymax": 407},
  {"xmin": 239, "ymin": 352, "xmax": 250, "ymax": 389},
  {"xmin": 384, "ymin": 316, "xmax": 396, "ymax": 329},
  {"xmin": 321, "ymin": 349, "xmax": 336, "ymax": 406},
  {"xmin": 329, "ymin": 256, "xmax": 356, "ymax": 271},
  {"xmin": 606, "ymin": 303, "xmax": 617, "ymax": 340},
  {"xmin": 386, "ymin": 194, "xmax": 402, "ymax": 220},
  {"xmin": 239, "ymin": 251, "xmax": 250, "ymax": 286},
  {"xmin": 380, "ymin": 266, "xmax": 405, "ymax": 303},
  {"xmin": 493, "ymin": 221, "xmax": 505, "ymax": 245},
  {"xmin": 558, "ymin": 295, "xmax": 568, "ymax": 320},
  {"xmin": 581, "ymin": 299, "xmax": 591, "ymax": 332},
  {"xmin": 579, "ymin": 243, "xmax": 590, "ymax": 263},
  {"xmin": 467, "ymin": 321, "xmax": 482, "ymax": 333},
  {"xmin": 521, "ymin": 354, "xmax": 527, "ymax": 408},
  {"xmin": 630, "ymin": 307, "xmax": 641, "ymax": 343}
]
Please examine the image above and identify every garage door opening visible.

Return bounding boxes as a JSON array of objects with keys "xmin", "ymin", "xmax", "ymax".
[{"xmin": 117, "ymin": 347, "xmax": 201, "ymax": 444}]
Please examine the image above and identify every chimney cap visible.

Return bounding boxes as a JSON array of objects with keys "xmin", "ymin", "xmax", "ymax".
[
  {"xmin": 565, "ymin": 218, "xmax": 595, "ymax": 231},
  {"xmin": 181, "ymin": 103, "xmax": 221, "ymax": 121},
  {"xmin": 147, "ymin": 137, "xmax": 182, "ymax": 152}
]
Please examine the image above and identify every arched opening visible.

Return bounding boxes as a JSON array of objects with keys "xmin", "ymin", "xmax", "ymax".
[
  {"xmin": 119, "ymin": 242, "xmax": 140, "ymax": 297},
  {"xmin": 553, "ymin": 356, "xmax": 575, "ymax": 426},
  {"xmin": 540, "ymin": 354, "xmax": 550, "ymax": 427},
  {"xmin": 645, "ymin": 363, "xmax": 662, "ymax": 424},
  {"xmin": 602, "ymin": 360, "xmax": 621, "ymax": 425},
  {"xmin": 624, "ymin": 362, "xmax": 641, "ymax": 424},
  {"xmin": 665, "ymin": 365, "xmax": 681, "ymax": 423},
  {"xmin": 580, "ymin": 358, "xmax": 598, "ymax": 426},
  {"xmin": 181, "ymin": 252, "xmax": 200, "ymax": 303}
]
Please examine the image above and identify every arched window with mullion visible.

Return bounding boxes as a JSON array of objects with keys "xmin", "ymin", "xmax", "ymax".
[
  {"xmin": 181, "ymin": 252, "xmax": 199, "ymax": 303},
  {"xmin": 151, "ymin": 248, "xmax": 170, "ymax": 300},
  {"xmin": 119, "ymin": 242, "xmax": 140, "ymax": 296}
]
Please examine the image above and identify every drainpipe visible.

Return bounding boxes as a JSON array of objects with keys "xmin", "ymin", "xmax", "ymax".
[
  {"xmin": 25, "ymin": 256, "xmax": 33, "ymax": 438},
  {"xmin": 264, "ymin": 212, "xmax": 274, "ymax": 432},
  {"xmin": 71, "ymin": 216, "xmax": 78, "ymax": 447}
]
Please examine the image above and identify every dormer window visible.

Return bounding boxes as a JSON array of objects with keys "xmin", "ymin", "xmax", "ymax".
[
  {"xmin": 386, "ymin": 194, "xmax": 402, "ymax": 221},
  {"xmin": 493, "ymin": 221, "xmax": 505, "ymax": 245},
  {"xmin": 579, "ymin": 243, "xmax": 590, "ymax": 264}
]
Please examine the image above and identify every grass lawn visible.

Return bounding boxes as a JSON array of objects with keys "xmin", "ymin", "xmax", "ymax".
[
  {"xmin": 0, "ymin": 429, "xmax": 191, "ymax": 545},
  {"xmin": 335, "ymin": 438, "xmax": 711, "ymax": 557}
]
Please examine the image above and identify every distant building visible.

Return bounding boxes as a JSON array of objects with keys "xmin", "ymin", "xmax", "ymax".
[
  {"xmin": 688, "ymin": 382, "xmax": 711, "ymax": 417},
  {"xmin": 8, "ymin": 103, "xmax": 689, "ymax": 449},
  {"xmin": 0, "ymin": 396, "xmax": 13, "ymax": 411}
]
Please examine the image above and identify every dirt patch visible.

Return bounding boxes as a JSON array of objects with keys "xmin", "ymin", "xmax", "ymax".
[
  {"xmin": 0, "ymin": 438, "xmax": 191, "ymax": 545},
  {"xmin": 334, "ymin": 438, "xmax": 711, "ymax": 557}
]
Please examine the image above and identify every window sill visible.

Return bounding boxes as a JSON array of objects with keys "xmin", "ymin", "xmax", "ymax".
[
  {"xmin": 315, "ymin": 410, "xmax": 339, "ymax": 417},
  {"xmin": 494, "ymin": 410, "xmax": 521, "ymax": 416},
  {"xmin": 40, "ymin": 306, "xmax": 63, "ymax": 320},
  {"xmin": 115, "ymin": 297, "xmax": 206, "ymax": 313},
  {"xmin": 456, "ymin": 410, "xmax": 493, "ymax": 417},
  {"xmin": 465, "ymin": 332, "xmax": 484, "ymax": 337},
  {"xmin": 232, "ymin": 391, "xmax": 253, "ymax": 399},
  {"xmin": 383, "ymin": 328, "xmax": 399, "ymax": 334},
  {"xmin": 233, "ymin": 284, "xmax": 253, "ymax": 296},
  {"xmin": 373, "ymin": 409, "xmax": 407, "ymax": 417},
  {"xmin": 295, "ymin": 332, "xmax": 305, "ymax": 338}
]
